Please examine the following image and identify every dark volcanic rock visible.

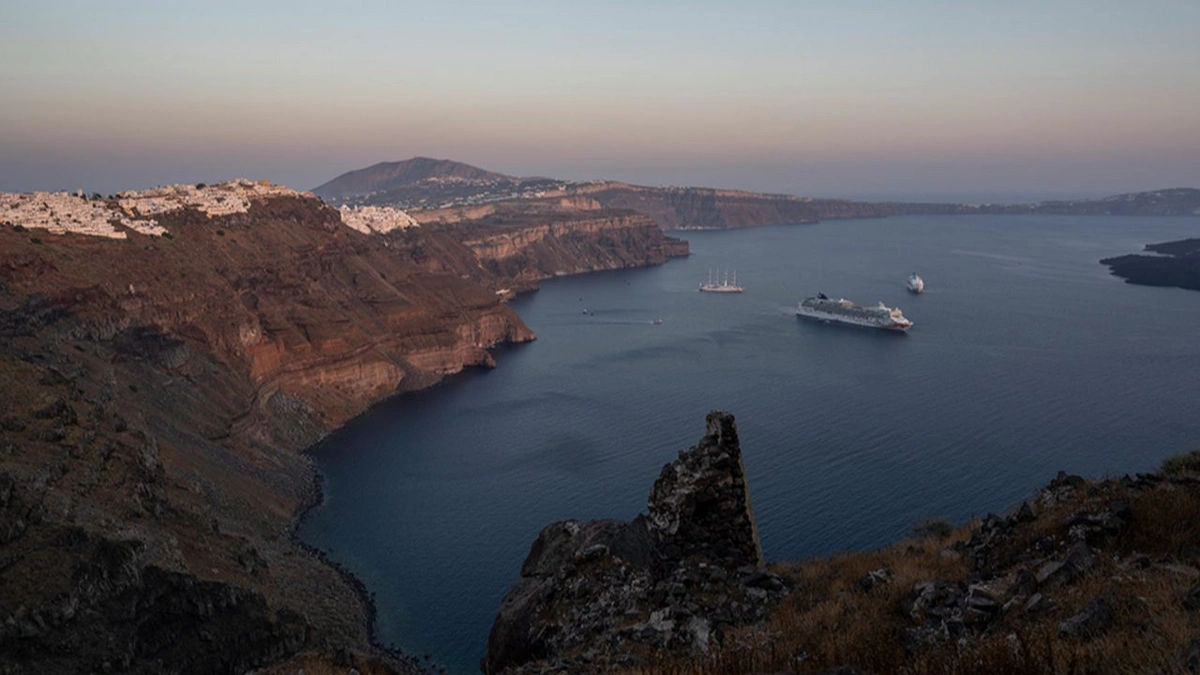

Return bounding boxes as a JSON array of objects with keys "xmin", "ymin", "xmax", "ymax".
[
  {"xmin": 647, "ymin": 411, "xmax": 764, "ymax": 569},
  {"xmin": 0, "ymin": 528, "xmax": 309, "ymax": 674},
  {"xmin": 485, "ymin": 411, "xmax": 782, "ymax": 674},
  {"xmin": 1059, "ymin": 597, "xmax": 1114, "ymax": 639}
]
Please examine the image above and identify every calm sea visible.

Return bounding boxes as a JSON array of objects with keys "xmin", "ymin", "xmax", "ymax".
[{"xmin": 298, "ymin": 215, "xmax": 1200, "ymax": 673}]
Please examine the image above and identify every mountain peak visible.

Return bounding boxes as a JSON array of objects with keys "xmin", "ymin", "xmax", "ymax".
[{"xmin": 312, "ymin": 157, "xmax": 512, "ymax": 200}]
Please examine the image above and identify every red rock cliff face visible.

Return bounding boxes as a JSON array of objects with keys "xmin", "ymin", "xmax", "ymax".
[
  {"xmin": 2, "ymin": 196, "xmax": 534, "ymax": 429},
  {"xmin": 401, "ymin": 201, "xmax": 689, "ymax": 291},
  {"xmin": 457, "ymin": 209, "xmax": 689, "ymax": 291},
  {"xmin": 0, "ymin": 195, "xmax": 539, "ymax": 673},
  {"xmin": 0, "ymin": 190, "xmax": 690, "ymax": 673}
]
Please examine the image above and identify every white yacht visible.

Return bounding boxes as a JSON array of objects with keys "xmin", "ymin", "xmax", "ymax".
[{"xmin": 907, "ymin": 273, "xmax": 925, "ymax": 294}]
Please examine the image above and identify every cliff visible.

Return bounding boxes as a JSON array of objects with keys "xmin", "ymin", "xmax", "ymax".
[
  {"xmin": 0, "ymin": 194, "xmax": 538, "ymax": 673},
  {"xmin": 456, "ymin": 210, "xmax": 689, "ymax": 291},
  {"xmin": 1101, "ymin": 237, "xmax": 1200, "ymax": 292},
  {"xmin": 0, "ymin": 181, "xmax": 690, "ymax": 673},
  {"xmin": 488, "ymin": 413, "xmax": 1200, "ymax": 674}
]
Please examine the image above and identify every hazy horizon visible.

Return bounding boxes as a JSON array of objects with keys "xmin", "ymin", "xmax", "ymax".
[{"xmin": 2, "ymin": 1, "xmax": 1197, "ymax": 198}]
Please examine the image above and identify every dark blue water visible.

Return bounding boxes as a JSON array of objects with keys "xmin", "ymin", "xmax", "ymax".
[{"xmin": 298, "ymin": 215, "xmax": 1200, "ymax": 673}]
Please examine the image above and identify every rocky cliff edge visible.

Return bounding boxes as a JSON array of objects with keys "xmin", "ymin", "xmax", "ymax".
[
  {"xmin": 488, "ymin": 413, "xmax": 1200, "ymax": 675},
  {"xmin": 485, "ymin": 412, "xmax": 786, "ymax": 673},
  {"xmin": 0, "ymin": 187, "xmax": 686, "ymax": 674}
]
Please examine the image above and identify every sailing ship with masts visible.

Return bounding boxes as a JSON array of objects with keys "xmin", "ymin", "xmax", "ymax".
[{"xmin": 699, "ymin": 268, "xmax": 743, "ymax": 293}]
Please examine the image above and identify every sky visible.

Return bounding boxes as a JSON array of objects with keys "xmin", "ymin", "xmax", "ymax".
[{"xmin": 2, "ymin": 0, "xmax": 1198, "ymax": 199}]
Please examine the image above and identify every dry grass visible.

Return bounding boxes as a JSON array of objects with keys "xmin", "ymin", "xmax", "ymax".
[
  {"xmin": 1121, "ymin": 484, "xmax": 1200, "ymax": 557},
  {"xmin": 1162, "ymin": 450, "xmax": 1200, "ymax": 478},
  {"xmin": 627, "ymin": 478, "xmax": 1200, "ymax": 675}
]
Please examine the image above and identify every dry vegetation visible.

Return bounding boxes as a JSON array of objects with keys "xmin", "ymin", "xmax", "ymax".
[{"xmin": 628, "ymin": 460, "xmax": 1200, "ymax": 675}]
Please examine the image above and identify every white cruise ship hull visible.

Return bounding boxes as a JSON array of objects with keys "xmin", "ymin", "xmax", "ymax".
[{"xmin": 796, "ymin": 299, "xmax": 913, "ymax": 332}]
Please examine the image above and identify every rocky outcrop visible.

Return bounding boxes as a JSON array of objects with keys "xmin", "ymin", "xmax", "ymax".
[
  {"xmin": 485, "ymin": 412, "xmax": 784, "ymax": 674},
  {"xmin": 646, "ymin": 412, "xmax": 764, "ymax": 569},
  {"xmin": 486, "ymin": 418, "xmax": 1200, "ymax": 675}
]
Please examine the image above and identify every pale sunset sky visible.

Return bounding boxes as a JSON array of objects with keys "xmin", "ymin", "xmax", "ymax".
[{"xmin": 1, "ymin": 0, "xmax": 1197, "ymax": 199}]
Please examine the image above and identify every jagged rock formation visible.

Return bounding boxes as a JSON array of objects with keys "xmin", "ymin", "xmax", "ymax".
[
  {"xmin": 646, "ymin": 412, "xmax": 764, "ymax": 569},
  {"xmin": 485, "ymin": 412, "xmax": 785, "ymax": 674}
]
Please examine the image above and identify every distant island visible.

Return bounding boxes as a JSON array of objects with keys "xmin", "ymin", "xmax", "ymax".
[
  {"xmin": 313, "ymin": 157, "xmax": 1200, "ymax": 228},
  {"xmin": 1102, "ymin": 238, "xmax": 1200, "ymax": 292}
]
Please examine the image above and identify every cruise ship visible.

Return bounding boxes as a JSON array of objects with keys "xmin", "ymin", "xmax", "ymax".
[{"xmin": 797, "ymin": 293, "xmax": 913, "ymax": 331}]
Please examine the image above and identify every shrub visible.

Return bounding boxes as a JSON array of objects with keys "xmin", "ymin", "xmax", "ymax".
[
  {"xmin": 29, "ymin": 236, "xmax": 42, "ymax": 245},
  {"xmin": 1161, "ymin": 449, "xmax": 1200, "ymax": 477},
  {"xmin": 13, "ymin": 224, "xmax": 26, "ymax": 232},
  {"xmin": 911, "ymin": 518, "xmax": 954, "ymax": 540},
  {"xmin": 196, "ymin": 182, "xmax": 207, "ymax": 189},
  {"xmin": 216, "ymin": 229, "xmax": 225, "ymax": 237}
]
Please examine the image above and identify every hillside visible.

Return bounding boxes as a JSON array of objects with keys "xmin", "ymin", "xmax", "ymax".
[
  {"xmin": 312, "ymin": 157, "xmax": 517, "ymax": 201},
  {"xmin": 0, "ymin": 182, "xmax": 685, "ymax": 673}
]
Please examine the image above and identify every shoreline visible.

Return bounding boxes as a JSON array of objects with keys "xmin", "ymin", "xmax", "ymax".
[
  {"xmin": 285, "ymin": 255, "xmax": 689, "ymax": 672},
  {"xmin": 291, "ymin": 451, "xmax": 433, "ymax": 673}
]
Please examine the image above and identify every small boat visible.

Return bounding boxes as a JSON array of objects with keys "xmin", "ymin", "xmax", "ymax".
[
  {"xmin": 699, "ymin": 268, "xmax": 744, "ymax": 293},
  {"xmin": 906, "ymin": 273, "xmax": 925, "ymax": 294},
  {"xmin": 652, "ymin": 318, "xmax": 663, "ymax": 325}
]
